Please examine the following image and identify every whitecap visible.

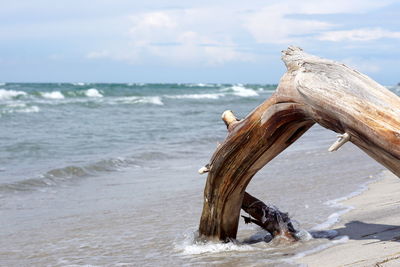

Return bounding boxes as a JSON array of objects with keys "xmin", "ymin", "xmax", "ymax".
[
  {"xmin": 222, "ymin": 85, "xmax": 259, "ymax": 97},
  {"xmin": 7, "ymin": 102, "xmax": 26, "ymax": 108},
  {"xmin": 0, "ymin": 89, "xmax": 27, "ymax": 100},
  {"xmin": 197, "ymin": 83, "xmax": 208, "ymax": 87},
  {"xmin": 186, "ymin": 83, "xmax": 213, "ymax": 87},
  {"xmin": 0, "ymin": 82, "xmax": 5, "ymax": 86},
  {"xmin": 85, "ymin": 88, "xmax": 103, "ymax": 98},
  {"xmin": 137, "ymin": 96, "xmax": 163, "ymax": 105},
  {"xmin": 2, "ymin": 105, "xmax": 40, "ymax": 114},
  {"xmin": 41, "ymin": 91, "xmax": 65, "ymax": 99},
  {"xmin": 18, "ymin": 106, "xmax": 40, "ymax": 113},
  {"xmin": 166, "ymin": 93, "xmax": 223, "ymax": 100},
  {"xmin": 117, "ymin": 96, "xmax": 163, "ymax": 105},
  {"xmin": 73, "ymin": 82, "xmax": 86, "ymax": 86}
]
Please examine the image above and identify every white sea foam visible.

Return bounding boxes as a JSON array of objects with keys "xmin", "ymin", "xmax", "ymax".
[
  {"xmin": 85, "ymin": 88, "xmax": 103, "ymax": 98},
  {"xmin": 222, "ymin": 85, "xmax": 259, "ymax": 97},
  {"xmin": 0, "ymin": 82, "xmax": 5, "ymax": 86},
  {"xmin": 139, "ymin": 96, "xmax": 163, "ymax": 105},
  {"xmin": 311, "ymin": 211, "xmax": 351, "ymax": 232},
  {"xmin": 311, "ymin": 178, "xmax": 376, "ymax": 231},
  {"xmin": 0, "ymin": 89, "xmax": 27, "ymax": 100},
  {"xmin": 175, "ymin": 231, "xmax": 258, "ymax": 255},
  {"xmin": 186, "ymin": 83, "xmax": 213, "ymax": 87},
  {"xmin": 289, "ymin": 235, "xmax": 349, "ymax": 260},
  {"xmin": 196, "ymin": 83, "xmax": 208, "ymax": 87},
  {"xmin": 166, "ymin": 93, "xmax": 223, "ymax": 100},
  {"xmin": 118, "ymin": 96, "xmax": 163, "ymax": 105},
  {"xmin": 18, "ymin": 106, "xmax": 40, "ymax": 113},
  {"xmin": 73, "ymin": 82, "xmax": 86, "ymax": 86},
  {"xmin": 2, "ymin": 105, "xmax": 40, "ymax": 114},
  {"xmin": 181, "ymin": 241, "xmax": 257, "ymax": 255},
  {"xmin": 41, "ymin": 91, "xmax": 65, "ymax": 99},
  {"xmin": 7, "ymin": 102, "xmax": 26, "ymax": 108}
]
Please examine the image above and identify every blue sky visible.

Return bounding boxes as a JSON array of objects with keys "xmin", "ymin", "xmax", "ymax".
[{"xmin": 1, "ymin": 0, "xmax": 400, "ymax": 84}]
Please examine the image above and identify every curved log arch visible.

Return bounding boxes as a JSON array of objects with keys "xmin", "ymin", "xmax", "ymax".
[{"xmin": 199, "ymin": 46, "xmax": 400, "ymax": 241}]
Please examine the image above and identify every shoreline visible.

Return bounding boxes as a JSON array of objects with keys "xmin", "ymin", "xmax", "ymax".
[{"xmin": 297, "ymin": 170, "xmax": 400, "ymax": 267}]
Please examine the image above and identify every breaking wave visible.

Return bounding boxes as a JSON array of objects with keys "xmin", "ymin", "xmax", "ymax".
[
  {"xmin": 1, "ymin": 103, "xmax": 40, "ymax": 115},
  {"xmin": 72, "ymin": 82, "xmax": 87, "ymax": 86},
  {"xmin": 0, "ymin": 150, "xmax": 172, "ymax": 194},
  {"xmin": 0, "ymin": 157, "xmax": 139, "ymax": 193},
  {"xmin": 85, "ymin": 88, "xmax": 103, "ymax": 97},
  {"xmin": 41, "ymin": 91, "xmax": 65, "ymax": 99},
  {"xmin": 185, "ymin": 83, "xmax": 216, "ymax": 88},
  {"xmin": 0, "ymin": 89, "xmax": 27, "ymax": 100},
  {"xmin": 115, "ymin": 96, "xmax": 164, "ymax": 105},
  {"xmin": 165, "ymin": 93, "xmax": 224, "ymax": 100},
  {"xmin": 221, "ymin": 85, "xmax": 259, "ymax": 97}
]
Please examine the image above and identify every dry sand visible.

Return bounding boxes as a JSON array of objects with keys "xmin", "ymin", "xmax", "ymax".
[{"xmin": 298, "ymin": 171, "xmax": 400, "ymax": 267}]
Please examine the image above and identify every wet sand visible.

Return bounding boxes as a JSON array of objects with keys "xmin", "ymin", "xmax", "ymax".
[{"xmin": 298, "ymin": 171, "xmax": 400, "ymax": 267}]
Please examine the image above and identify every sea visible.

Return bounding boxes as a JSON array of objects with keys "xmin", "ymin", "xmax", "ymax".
[{"xmin": 0, "ymin": 82, "xmax": 398, "ymax": 266}]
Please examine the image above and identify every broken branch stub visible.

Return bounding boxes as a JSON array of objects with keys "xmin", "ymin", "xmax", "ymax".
[
  {"xmin": 221, "ymin": 110, "xmax": 240, "ymax": 131},
  {"xmin": 199, "ymin": 46, "xmax": 400, "ymax": 241},
  {"xmin": 328, "ymin": 132, "xmax": 351, "ymax": 152},
  {"xmin": 241, "ymin": 192, "xmax": 297, "ymax": 240}
]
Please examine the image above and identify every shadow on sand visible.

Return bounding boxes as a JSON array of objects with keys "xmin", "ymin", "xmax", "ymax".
[{"xmin": 311, "ymin": 220, "xmax": 400, "ymax": 243}]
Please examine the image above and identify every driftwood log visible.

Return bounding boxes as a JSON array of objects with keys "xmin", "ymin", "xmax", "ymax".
[{"xmin": 198, "ymin": 46, "xmax": 400, "ymax": 241}]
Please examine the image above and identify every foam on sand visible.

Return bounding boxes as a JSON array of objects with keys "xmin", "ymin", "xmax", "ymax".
[
  {"xmin": 290, "ymin": 235, "xmax": 349, "ymax": 260},
  {"xmin": 297, "ymin": 172, "xmax": 400, "ymax": 267},
  {"xmin": 310, "ymin": 179, "xmax": 374, "ymax": 232}
]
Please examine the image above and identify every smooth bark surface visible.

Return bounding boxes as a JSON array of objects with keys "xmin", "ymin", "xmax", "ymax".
[{"xmin": 199, "ymin": 47, "xmax": 400, "ymax": 241}]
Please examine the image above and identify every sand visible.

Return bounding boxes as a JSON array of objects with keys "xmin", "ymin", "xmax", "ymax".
[{"xmin": 298, "ymin": 171, "xmax": 400, "ymax": 267}]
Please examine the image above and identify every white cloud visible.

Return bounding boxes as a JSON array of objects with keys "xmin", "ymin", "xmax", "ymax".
[
  {"xmin": 84, "ymin": 0, "xmax": 398, "ymax": 65},
  {"xmin": 243, "ymin": 0, "xmax": 394, "ymax": 44},
  {"xmin": 244, "ymin": 7, "xmax": 333, "ymax": 44},
  {"xmin": 88, "ymin": 9, "xmax": 252, "ymax": 66},
  {"xmin": 86, "ymin": 50, "xmax": 110, "ymax": 59},
  {"xmin": 341, "ymin": 57, "xmax": 381, "ymax": 73},
  {"xmin": 318, "ymin": 28, "xmax": 400, "ymax": 42}
]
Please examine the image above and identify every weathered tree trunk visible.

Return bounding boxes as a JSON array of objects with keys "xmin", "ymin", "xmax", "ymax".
[{"xmin": 199, "ymin": 46, "xmax": 400, "ymax": 241}]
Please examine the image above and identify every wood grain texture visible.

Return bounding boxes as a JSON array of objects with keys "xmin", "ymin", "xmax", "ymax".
[{"xmin": 198, "ymin": 46, "xmax": 400, "ymax": 241}]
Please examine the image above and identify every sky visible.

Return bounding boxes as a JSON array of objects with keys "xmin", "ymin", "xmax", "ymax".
[{"xmin": 1, "ymin": 0, "xmax": 400, "ymax": 84}]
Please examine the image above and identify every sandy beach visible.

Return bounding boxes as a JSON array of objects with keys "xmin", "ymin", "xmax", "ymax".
[{"xmin": 298, "ymin": 171, "xmax": 400, "ymax": 267}]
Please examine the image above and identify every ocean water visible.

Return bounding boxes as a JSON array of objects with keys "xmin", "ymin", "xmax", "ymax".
[{"xmin": 0, "ymin": 82, "xmax": 397, "ymax": 266}]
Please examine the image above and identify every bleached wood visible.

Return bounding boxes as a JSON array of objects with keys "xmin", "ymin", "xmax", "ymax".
[
  {"xmin": 198, "ymin": 46, "xmax": 400, "ymax": 241},
  {"xmin": 328, "ymin": 132, "xmax": 351, "ymax": 152},
  {"xmin": 198, "ymin": 165, "xmax": 210, "ymax": 174}
]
